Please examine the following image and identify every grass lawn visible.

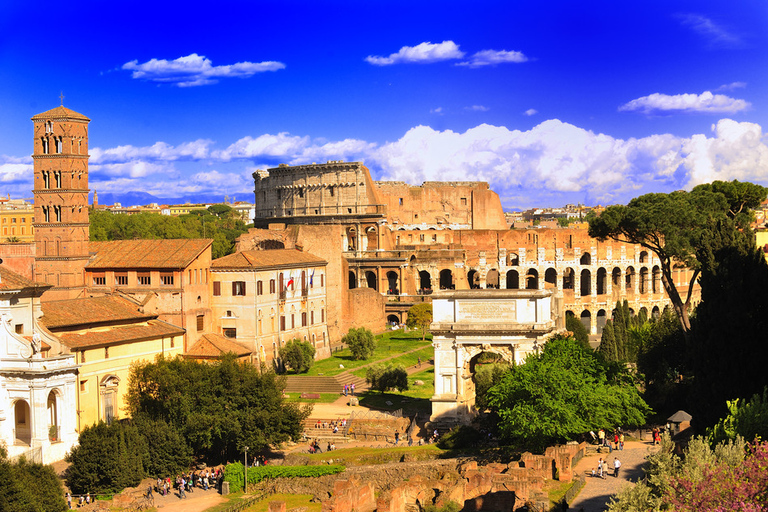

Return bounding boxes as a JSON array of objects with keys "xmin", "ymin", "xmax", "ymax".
[
  {"xmin": 283, "ymin": 393, "xmax": 340, "ymax": 404},
  {"xmin": 350, "ymin": 346, "xmax": 434, "ymax": 381},
  {"xmin": 299, "ymin": 443, "xmax": 444, "ymax": 466},
  {"xmin": 306, "ymin": 329, "xmax": 432, "ymax": 377},
  {"xmin": 243, "ymin": 493, "xmax": 322, "ymax": 512},
  {"xmin": 353, "ymin": 366, "xmax": 435, "ymax": 416}
]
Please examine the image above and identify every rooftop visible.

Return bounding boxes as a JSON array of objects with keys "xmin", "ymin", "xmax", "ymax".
[
  {"xmin": 31, "ymin": 106, "xmax": 90, "ymax": 122},
  {"xmin": 185, "ymin": 333, "xmax": 252, "ymax": 359},
  {"xmin": 88, "ymin": 239, "xmax": 212, "ymax": 270},
  {"xmin": 0, "ymin": 265, "xmax": 50, "ymax": 293},
  {"xmin": 55, "ymin": 320, "xmax": 184, "ymax": 349},
  {"xmin": 212, "ymin": 249, "xmax": 326, "ymax": 270},
  {"xmin": 40, "ymin": 295, "xmax": 156, "ymax": 330}
]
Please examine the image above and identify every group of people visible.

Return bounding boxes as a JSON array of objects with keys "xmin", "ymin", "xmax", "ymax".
[
  {"xmin": 65, "ymin": 493, "xmax": 92, "ymax": 509},
  {"xmin": 593, "ymin": 457, "xmax": 622, "ymax": 479},
  {"xmin": 314, "ymin": 418, "xmax": 346, "ymax": 432},
  {"xmin": 652, "ymin": 427, "xmax": 662, "ymax": 445},
  {"xmin": 342, "ymin": 383, "xmax": 355, "ymax": 396},
  {"xmin": 308, "ymin": 439, "xmax": 329, "ymax": 453},
  {"xmin": 597, "ymin": 428, "xmax": 625, "ymax": 451},
  {"xmin": 169, "ymin": 468, "xmax": 222, "ymax": 499}
]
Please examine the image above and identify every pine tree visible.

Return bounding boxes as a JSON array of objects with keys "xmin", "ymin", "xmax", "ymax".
[{"xmin": 599, "ymin": 320, "xmax": 618, "ymax": 361}]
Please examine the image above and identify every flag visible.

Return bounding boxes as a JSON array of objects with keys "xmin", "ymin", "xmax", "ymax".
[
  {"xmin": 286, "ymin": 275, "xmax": 294, "ymax": 288},
  {"xmin": 310, "ymin": 270, "xmax": 315, "ymax": 286}
]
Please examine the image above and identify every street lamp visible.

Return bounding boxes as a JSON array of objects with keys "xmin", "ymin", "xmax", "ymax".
[{"xmin": 244, "ymin": 446, "xmax": 249, "ymax": 494}]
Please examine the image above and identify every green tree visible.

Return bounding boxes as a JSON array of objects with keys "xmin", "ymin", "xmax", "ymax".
[
  {"xmin": 65, "ymin": 420, "xmax": 145, "ymax": 495},
  {"xmin": 132, "ymin": 415, "xmax": 192, "ymax": 478},
  {"xmin": 588, "ymin": 180, "xmax": 767, "ymax": 336},
  {"xmin": 709, "ymin": 387, "xmax": 768, "ymax": 446},
  {"xmin": 474, "ymin": 363, "xmax": 509, "ymax": 410},
  {"xmin": 279, "ymin": 339, "xmax": 315, "ymax": 373},
  {"xmin": 208, "ymin": 203, "xmax": 235, "ymax": 217},
  {"xmin": 0, "ymin": 445, "xmax": 67, "ymax": 512},
  {"xmin": 342, "ymin": 327, "xmax": 376, "ymax": 360},
  {"xmin": 487, "ymin": 335, "xmax": 651, "ymax": 452},
  {"xmin": 565, "ymin": 312, "xmax": 590, "ymax": 349},
  {"xmin": 406, "ymin": 303, "xmax": 433, "ymax": 341},
  {"xmin": 366, "ymin": 364, "xmax": 409, "ymax": 392}
]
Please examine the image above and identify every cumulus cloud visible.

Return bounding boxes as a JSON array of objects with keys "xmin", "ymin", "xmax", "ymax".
[
  {"xmin": 524, "ymin": 109, "xmax": 538, "ymax": 116},
  {"xmin": 122, "ymin": 53, "xmax": 285, "ymax": 87},
  {"xmin": 619, "ymin": 91, "xmax": 751, "ymax": 115},
  {"xmin": 678, "ymin": 14, "xmax": 744, "ymax": 49},
  {"xmin": 90, "ymin": 160, "xmax": 176, "ymax": 179},
  {"xmin": 465, "ymin": 105, "xmax": 489, "ymax": 112},
  {"xmin": 457, "ymin": 49, "xmax": 528, "ymax": 68},
  {"xmin": 90, "ymin": 140, "xmax": 214, "ymax": 164},
  {"xmin": 214, "ymin": 133, "xmax": 310, "ymax": 161},
  {"xmin": 365, "ymin": 41, "xmax": 464, "ymax": 66}
]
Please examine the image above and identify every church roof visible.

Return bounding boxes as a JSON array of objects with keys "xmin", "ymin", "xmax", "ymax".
[
  {"xmin": 31, "ymin": 106, "xmax": 90, "ymax": 122},
  {"xmin": 211, "ymin": 249, "xmax": 326, "ymax": 271},
  {"xmin": 185, "ymin": 333, "xmax": 253, "ymax": 359},
  {"xmin": 40, "ymin": 295, "xmax": 156, "ymax": 330},
  {"xmin": 55, "ymin": 319, "xmax": 184, "ymax": 349},
  {"xmin": 88, "ymin": 239, "xmax": 212, "ymax": 270},
  {"xmin": 0, "ymin": 265, "xmax": 50, "ymax": 292}
]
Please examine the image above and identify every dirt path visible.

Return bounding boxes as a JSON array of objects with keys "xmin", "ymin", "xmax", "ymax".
[
  {"xmin": 149, "ymin": 485, "xmax": 225, "ymax": 511},
  {"xmin": 568, "ymin": 440, "xmax": 658, "ymax": 511}
]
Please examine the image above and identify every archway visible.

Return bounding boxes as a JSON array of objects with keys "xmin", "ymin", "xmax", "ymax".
[
  {"xmin": 652, "ymin": 266, "xmax": 661, "ymax": 293},
  {"xmin": 652, "ymin": 306, "xmax": 660, "ymax": 319},
  {"xmin": 47, "ymin": 390, "xmax": 59, "ymax": 442},
  {"xmin": 596, "ymin": 267, "xmax": 607, "ymax": 295},
  {"xmin": 580, "ymin": 252, "xmax": 591, "ymax": 265},
  {"xmin": 14, "ymin": 400, "xmax": 31, "ymax": 445},
  {"xmin": 563, "ymin": 267, "xmax": 575, "ymax": 290},
  {"xmin": 506, "ymin": 269, "xmax": 519, "ymax": 289},
  {"xmin": 612, "ymin": 267, "xmax": 622, "ymax": 288},
  {"xmin": 626, "ymin": 266, "xmax": 636, "ymax": 291},
  {"xmin": 640, "ymin": 267, "xmax": 649, "ymax": 294},
  {"xmin": 467, "ymin": 270, "xmax": 480, "ymax": 289},
  {"xmin": 387, "ymin": 271, "xmax": 399, "ymax": 294},
  {"xmin": 439, "ymin": 269, "xmax": 454, "ymax": 290},
  {"xmin": 486, "ymin": 269, "xmax": 499, "ymax": 289},
  {"xmin": 580, "ymin": 310, "xmax": 592, "ymax": 333},
  {"xmin": 365, "ymin": 270, "xmax": 377, "ymax": 290},
  {"xmin": 526, "ymin": 269, "xmax": 539, "ymax": 289},
  {"xmin": 469, "ymin": 350, "xmax": 515, "ymax": 412},
  {"xmin": 580, "ymin": 269, "xmax": 591, "ymax": 296},
  {"xmin": 387, "ymin": 314, "xmax": 401, "ymax": 326},
  {"xmin": 596, "ymin": 309, "xmax": 607, "ymax": 335},
  {"xmin": 348, "ymin": 271, "xmax": 357, "ymax": 289},
  {"xmin": 419, "ymin": 270, "xmax": 432, "ymax": 292},
  {"xmin": 639, "ymin": 250, "xmax": 649, "ymax": 263},
  {"xmin": 366, "ymin": 226, "xmax": 378, "ymax": 251},
  {"xmin": 345, "ymin": 227, "xmax": 356, "ymax": 251},
  {"xmin": 544, "ymin": 268, "xmax": 557, "ymax": 289},
  {"xmin": 508, "ymin": 253, "xmax": 519, "ymax": 266}
]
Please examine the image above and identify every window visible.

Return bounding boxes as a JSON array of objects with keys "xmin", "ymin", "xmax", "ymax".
[
  {"xmin": 45, "ymin": 121, "xmax": 52, "ymax": 133},
  {"xmin": 320, "ymin": 274, "xmax": 324, "ymax": 287},
  {"xmin": 14, "ymin": 324, "xmax": 23, "ymax": 334},
  {"xmin": 80, "ymin": 380, "xmax": 87, "ymax": 392},
  {"xmin": 116, "ymin": 273, "xmax": 128, "ymax": 285},
  {"xmin": 257, "ymin": 280, "xmax": 263, "ymax": 295},
  {"xmin": 232, "ymin": 281, "xmax": 246, "ymax": 296},
  {"xmin": 399, "ymin": 198, "xmax": 403, "ymax": 205},
  {"xmin": 301, "ymin": 312, "xmax": 307, "ymax": 327},
  {"xmin": 11, "ymin": 218, "xmax": 15, "ymax": 223},
  {"xmin": 54, "ymin": 171, "xmax": 61, "ymax": 188},
  {"xmin": 310, "ymin": 311, "xmax": 314, "ymax": 325},
  {"xmin": 223, "ymin": 328, "xmax": 237, "ymax": 338},
  {"xmin": 329, "ymin": 186, "xmax": 334, "ymax": 197},
  {"xmin": 213, "ymin": 281, "xmax": 221, "ymax": 296},
  {"xmin": 160, "ymin": 273, "xmax": 174, "ymax": 286},
  {"xmin": 291, "ymin": 314, "xmax": 295, "ymax": 329},
  {"xmin": 55, "ymin": 137, "xmax": 63, "ymax": 154},
  {"xmin": 461, "ymin": 197, "xmax": 467, "ymax": 206},
  {"xmin": 80, "ymin": 351, "xmax": 86, "ymax": 363},
  {"xmin": 269, "ymin": 279, "xmax": 275, "ymax": 293},
  {"xmin": 93, "ymin": 274, "xmax": 106, "ymax": 286},
  {"xmin": 104, "ymin": 347, "xmax": 109, "ymax": 359},
  {"xmin": 280, "ymin": 316, "xmax": 286, "ymax": 331},
  {"xmin": 21, "ymin": 218, "xmax": 25, "ymax": 223},
  {"xmin": 42, "ymin": 138, "xmax": 49, "ymax": 154},
  {"xmin": 54, "ymin": 205, "xmax": 61, "ymax": 222},
  {"xmin": 321, "ymin": 308, "xmax": 325, "ymax": 322},
  {"xmin": 42, "ymin": 206, "xmax": 49, "ymax": 222},
  {"xmin": 196, "ymin": 315, "xmax": 204, "ymax": 332},
  {"xmin": 138, "ymin": 273, "xmax": 151, "ymax": 286}
]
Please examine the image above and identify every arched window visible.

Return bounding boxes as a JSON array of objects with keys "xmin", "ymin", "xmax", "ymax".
[
  {"xmin": 580, "ymin": 252, "xmax": 591, "ymax": 265},
  {"xmin": 506, "ymin": 269, "xmax": 519, "ymax": 289},
  {"xmin": 439, "ymin": 269, "xmax": 453, "ymax": 290},
  {"xmin": 100, "ymin": 375, "xmax": 120, "ymax": 424}
]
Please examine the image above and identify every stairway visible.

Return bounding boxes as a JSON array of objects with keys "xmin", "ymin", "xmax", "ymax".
[{"xmin": 284, "ymin": 374, "xmax": 368, "ymax": 394}]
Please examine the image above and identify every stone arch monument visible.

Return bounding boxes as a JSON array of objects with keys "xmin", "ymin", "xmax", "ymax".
[{"xmin": 429, "ymin": 289, "xmax": 562, "ymax": 425}]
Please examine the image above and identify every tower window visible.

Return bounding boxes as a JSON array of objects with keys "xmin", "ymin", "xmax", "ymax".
[
  {"xmin": 43, "ymin": 206, "xmax": 49, "ymax": 222},
  {"xmin": 42, "ymin": 171, "xmax": 50, "ymax": 189},
  {"xmin": 41, "ymin": 138, "xmax": 49, "ymax": 154},
  {"xmin": 45, "ymin": 121, "xmax": 53, "ymax": 133},
  {"xmin": 54, "ymin": 205, "xmax": 61, "ymax": 222},
  {"xmin": 55, "ymin": 137, "xmax": 63, "ymax": 154}
]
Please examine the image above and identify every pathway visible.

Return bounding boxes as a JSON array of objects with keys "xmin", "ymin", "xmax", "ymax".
[{"xmin": 568, "ymin": 440, "xmax": 658, "ymax": 511}]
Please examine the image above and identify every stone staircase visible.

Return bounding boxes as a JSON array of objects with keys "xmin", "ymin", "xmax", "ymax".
[{"xmin": 284, "ymin": 373, "xmax": 367, "ymax": 394}]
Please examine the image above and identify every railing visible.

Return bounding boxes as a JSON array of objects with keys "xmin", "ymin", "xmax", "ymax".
[
  {"xmin": 255, "ymin": 204, "xmax": 386, "ymax": 219},
  {"xmin": 9, "ymin": 445, "xmax": 41, "ymax": 463}
]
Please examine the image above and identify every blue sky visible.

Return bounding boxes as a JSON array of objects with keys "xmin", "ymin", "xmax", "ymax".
[{"xmin": 1, "ymin": 0, "xmax": 767, "ymax": 209}]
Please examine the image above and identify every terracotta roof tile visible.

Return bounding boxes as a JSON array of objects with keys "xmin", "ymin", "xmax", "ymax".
[
  {"xmin": 185, "ymin": 333, "xmax": 253, "ymax": 358},
  {"xmin": 56, "ymin": 320, "xmax": 184, "ymax": 349},
  {"xmin": 40, "ymin": 295, "xmax": 156, "ymax": 330},
  {"xmin": 0, "ymin": 265, "xmax": 50, "ymax": 292},
  {"xmin": 31, "ymin": 106, "xmax": 90, "ymax": 122},
  {"xmin": 88, "ymin": 239, "xmax": 212, "ymax": 270},
  {"xmin": 212, "ymin": 249, "xmax": 326, "ymax": 270}
]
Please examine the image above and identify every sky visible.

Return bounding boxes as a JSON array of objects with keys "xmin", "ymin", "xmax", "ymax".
[{"xmin": 1, "ymin": 0, "xmax": 767, "ymax": 209}]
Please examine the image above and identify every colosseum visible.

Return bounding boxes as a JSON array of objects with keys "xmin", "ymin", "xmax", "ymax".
[{"xmin": 249, "ymin": 161, "xmax": 698, "ymax": 340}]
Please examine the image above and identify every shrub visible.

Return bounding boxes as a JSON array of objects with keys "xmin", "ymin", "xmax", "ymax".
[
  {"xmin": 279, "ymin": 339, "xmax": 315, "ymax": 373},
  {"xmin": 437, "ymin": 425, "xmax": 482, "ymax": 450},
  {"xmin": 343, "ymin": 327, "xmax": 376, "ymax": 360},
  {"xmin": 366, "ymin": 364, "xmax": 409, "ymax": 392},
  {"xmin": 223, "ymin": 463, "xmax": 345, "ymax": 490}
]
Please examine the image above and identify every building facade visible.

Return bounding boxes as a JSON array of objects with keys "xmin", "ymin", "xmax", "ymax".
[
  {"xmin": 31, "ymin": 106, "xmax": 91, "ymax": 300},
  {"xmin": 211, "ymin": 249, "xmax": 330, "ymax": 364}
]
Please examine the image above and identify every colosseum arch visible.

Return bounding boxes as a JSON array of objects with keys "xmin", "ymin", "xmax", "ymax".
[
  {"xmin": 526, "ymin": 268, "xmax": 539, "ymax": 289},
  {"xmin": 348, "ymin": 271, "xmax": 357, "ymax": 289},
  {"xmin": 419, "ymin": 270, "xmax": 432, "ymax": 291},
  {"xmin": 486, "ymin": 269, "xmax": 500, "ymax": 289},
  {"xmin": 467, "ymin": 270, "xmax": 480, "ymax": 289},
  {"xmin": 596, "ymin": 309, "xmax": 607, "ymax": 334},
  {"xmin": 580, "ymin": 269, "xmax": 591, "ymax": 296},
  {"xmin": 639, "ymin": 250, "xmax": 649, "ymax": 263},
  {"xmin": 596, "ymin": 267, "xmax": 607, "ymax": 295},
  {"xmin": 652, "ymin": 266, "xmax": 661, "ymax": 293},
  {"xmin": 506, "ymin": 269, "xmax": 519, "ymax": 289},
  {"xmin": 365, "ymin": 270, "xmax": 377, "ymax": 290},
  {"xmin": 544, "ymin": 268, "xmax": 557, "ymax": 289},
  {"xmin": 580, "ymin": 252, "xmax": 592, "ymax": 265},
  {"xmin": 563, "ymin": 267, "xmax": 575, "ymax": 290},
  {"xmin": 580, "ymin": 309, "xmax": 592, "ymax": 333},
  {"xmin": 626, "ymin": 266, "xmax": 636, "ymax": 291},
  {"xmin": 639, "ymin": 267, "xmax": 649, "ymax": 294},
  {"xmin": 439, "ymin": 269, "xmax": 454, "ymax": 290},
  {"xmin": 387, "ymin": 271, "xmax": 399, "ymax": 294}
]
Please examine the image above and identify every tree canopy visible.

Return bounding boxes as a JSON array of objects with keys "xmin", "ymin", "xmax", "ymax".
[
  {"xmin": 588, "ymin": 180, "xmax": 767, "ymax": 334},
  {"xmin": 126, "ymin": 354, "xmax": 310, "ymax": 462},
  {"xmin": 342, "ymin": 327, "xmax": 376, "ymax": 360},
  {"xmin": 90, "ymin": 206, "xmax": 250, "ymax": 259},
  {"xmin": 406, "ymin": 303, "xmax": 433, "ymax": 341},
  {"xmin": 279, "ymin": 339, "xmax": 315, "ymax": 373},
  {"xmin": 0, "ymin": 445, "xmax": 67, "ymax": 512},
  {"xmin": 487, "ymin": 335, "xmax": 651, "ymax": 452}
]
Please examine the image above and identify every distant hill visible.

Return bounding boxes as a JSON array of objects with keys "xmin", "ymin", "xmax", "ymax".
[{"xmin": 90, "ymin": 191, "xmax": 253, "ymax": 208}]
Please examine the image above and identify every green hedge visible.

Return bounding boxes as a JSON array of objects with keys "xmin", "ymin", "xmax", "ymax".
[{"xmin": 224, "ymin": 463, "xmax": 345, "ymax": 489}]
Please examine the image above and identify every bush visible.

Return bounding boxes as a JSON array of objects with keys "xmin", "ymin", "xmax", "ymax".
[
  {"xmin": 223, "ymin": 462, "xmax": 345, "ymax": 490},
  {"xmin": 279, "ymin": 339, "xmax": 315, "ymax": 373},
  {"xmin": 366, "ymin": 364, "xmax": 409, "ymax": 392},
  {"xmin": 343, "ymin": 327, "xmax": 376, "ymax": 360},
  {"xmin": 437, "ymin": 425, "xmax": 482, "ymax": 450},
  {"xmin": 0, "ymin": 447, "xmax": 67, "ymax": 511}
]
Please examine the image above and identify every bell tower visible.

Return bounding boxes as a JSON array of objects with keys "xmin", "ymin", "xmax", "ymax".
[{"xmin": 31, "ymin": 105, "xmax": 90, "ymax": 300}]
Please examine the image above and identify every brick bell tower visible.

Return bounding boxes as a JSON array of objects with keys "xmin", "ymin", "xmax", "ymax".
[{"xmin": 31, "ymin": 105, "xmax": 90, "ymax": 300}]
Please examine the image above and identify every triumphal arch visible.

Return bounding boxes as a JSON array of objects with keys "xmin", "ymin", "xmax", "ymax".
[{"xmin": 429, "ymin": 289, "xmax": 561, "ymax": 425}]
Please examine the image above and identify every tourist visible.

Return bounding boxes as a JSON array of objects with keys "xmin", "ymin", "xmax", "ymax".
[
  {"xmin": 394, "ymin": 431, "xmax": 400, "ymax": 445},
  {"xmin": 598, "ymin": 429, "xmax": 605, "ymax": 447},
  {"xmin": 66, "ymin": 492, "xmax": 71, "ymax": 509},
  {"xmin": 619, "ymin": 433, "xmax": 624, "ymax": 450},
  {"xmin": 178, "ymin": 476, "xmax": 186, "ymax": 499},
  {"xmin": 613, "ymin": 457, "xmax": 621, "ymax": 477},
  {"xmin": 351, "ymin": 383, "xmax": 355, "ymax": 395},
  {"xmin": 613, "ymin": 432, "xmax": 619, "ymax": 451},
  {"xmin": 597, "ymin": 458, "xmax": 605, "ymax": 479}
]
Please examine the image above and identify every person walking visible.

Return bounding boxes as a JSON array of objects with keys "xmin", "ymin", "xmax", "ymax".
[
  {"xmin": 597, "ymin": 458, "xmax": 605, "ymax": 479},
  {"xmin": 613, "ymin": 457, "xmax": 621, "ymax": 477}
]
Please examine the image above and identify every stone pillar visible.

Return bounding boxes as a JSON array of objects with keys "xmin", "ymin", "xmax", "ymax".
[{"xmin": 574, "ymin": 272, "xmax": 581, "ymax": 298}]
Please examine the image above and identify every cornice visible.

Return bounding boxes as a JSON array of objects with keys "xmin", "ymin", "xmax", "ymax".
[{"xmin": 33, "ymin": 222, "xmax": 89, "ymax": 228}]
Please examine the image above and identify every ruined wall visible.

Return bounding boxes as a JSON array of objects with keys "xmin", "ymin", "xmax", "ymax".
[{"xmin": 344, "ymin": 287, "xmax": 387, "ymax": 335}]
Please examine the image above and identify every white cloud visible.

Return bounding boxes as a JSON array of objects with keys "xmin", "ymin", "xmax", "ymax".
[
  {"xmin": 430, "ymin": 107, "xmax": 444, "ymax": 114},
  {"xmin": 465, "ymin": 105, "xmax": 489, "ymax": 112},
  {"xmin": 524, "ymin": 109, "xmax": 538, "ymax": 116},
  {"xmin": 619, "ymin": 91, "xmax": 751, "ymax": 115},
  {"xmin": 365, "ymin": 41, "xmax": 464, "ymax": 66},
  {"xmin": 214, "ymin": 133, "xmax": 310, "ymax": 161},
  {"xmin": 90, "ymin": 140, "xmax": 214, "ymax": 164},
  {"xmin": 716, "ymin": 81, "xmax": 747, "ymax": 92},
  {"xmin": 678, "ymin": 14, "xmax": 744, "ymax": 49},
  {"xmin": 457, "ymin": 49, "xmax": 528, "ymax": 68},
  {"xmin": 122, "ymin": 53, "xmax": 286, "ymax": 87},
  {"xmin": 91, "ymin": 160, "xmax": 177, "ymax": 179}
]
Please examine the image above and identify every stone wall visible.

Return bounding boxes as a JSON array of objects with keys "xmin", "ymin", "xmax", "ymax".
[{"xmin": 344, "ymin": 288, "xmax": 387, "ymax": 337}]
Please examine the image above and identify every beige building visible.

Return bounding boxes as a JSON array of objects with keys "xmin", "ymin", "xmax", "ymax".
[
  {"xmin": 85, "ymin": 239, "xmax": 213, "ymax": 350},
  {"xmin": 0, "ymin": 204, "xmax": 34, "ymax": 242},
  {"xmin": 210, "ymin": 249, "xmax": 330, "ymax": 365},
  {"xmin": 40, "ymin": 295, "xmax": 184, "ymax": 430}
]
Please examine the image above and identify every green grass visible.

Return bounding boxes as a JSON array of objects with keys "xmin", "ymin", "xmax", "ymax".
[
  {"xmin": 283, "ymin": 393, "xmax": 340, "ymax": 403},
  {"xmin": 242, "ymin": 494, "xmax": 322, "ymax": 512},
  {"xmin": 299, "ymin": 443, "xmax": 444, "ymax": 466},
  {"xmin": 306, "ymin": 329, "xmax": 431, "ymax": 377},
  {"xmin": 351, "ymin": 346, "xmax": 434, "ymax": 380},
  {"xmin": 357, "ymin": 392, "xmax": 431, "ymax": 416}
]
